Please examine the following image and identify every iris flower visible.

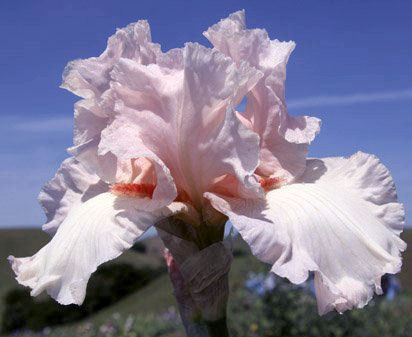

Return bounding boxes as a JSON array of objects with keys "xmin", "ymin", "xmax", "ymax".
[{"xmin": 9, "ymin": 10, "xmax": 405, "ymax": 335}]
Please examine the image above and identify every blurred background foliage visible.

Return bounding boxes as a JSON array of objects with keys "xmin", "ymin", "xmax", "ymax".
[
  {"xmin": 2, "ymin": 263, "xmax": 164, "ymax": 332},
  {"xmin": 1, "ymin": 229, "xmax": 411, "ymax": 337}
]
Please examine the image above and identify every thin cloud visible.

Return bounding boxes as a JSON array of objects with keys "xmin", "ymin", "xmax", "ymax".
[
  {"xmin": 12, "ymin": 117, "xmax": 72, "ymax": 132},
  {"xmin": 288, "ymin": 88, "xmax": 412, "ymax": 109}
]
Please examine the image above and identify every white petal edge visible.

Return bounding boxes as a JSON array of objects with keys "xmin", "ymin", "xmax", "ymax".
[
  {"xmin": 206, "ymin": 152, "xmax": 406, "ymax": 314},
  {"xmin": 9, "ymin": 192, "xmax": 189, "ymax": 305},
  {"xmin": 39, "ymin": 157, "xmax": 106, "ymax": 235}
]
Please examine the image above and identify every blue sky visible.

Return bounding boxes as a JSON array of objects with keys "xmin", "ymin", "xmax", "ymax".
[{"xmin": 0, "ymin": 0, "xmax": 411, "ymax": 228}]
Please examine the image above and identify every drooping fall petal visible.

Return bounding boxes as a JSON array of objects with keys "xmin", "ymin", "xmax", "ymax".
[
  {"xmin": 39, "ymin": 157, "xmax": 107, "ymax": 234},
  {"xmin": 206, "ymin": 152, "xmax": 406, "ymax": 314},
  {"xmin": 204, "ymin": 10, "xmax": 321, "ymax": 182},
  {"xmin": 100, "ymin": 42, "xmax": 262, "ymax": 208},
  {"xmin": 9, "ymin": 192, "xmax": 191, "ymax": 305}
]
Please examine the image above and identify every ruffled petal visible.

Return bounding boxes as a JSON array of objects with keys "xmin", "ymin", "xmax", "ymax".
[
  {"xmin": 204, "ymin": 10, "xmax": 321, "ymax": 182},
  {"xmin": 39, "ymin": 157, "xmax": 106, "ymax": 235},
  {"xmin": 62, "ymin": 20, "xmax": 165, "ymax": 189},
  {"xmin": 98, "ymin": 135, "xmax": 178, "ymax": 212},
  {"xmin": 63, "ymin": 20, "xmax": 261, "ymax": 205},
  {"xmin": 72, "ymin": 92, "xmax": 115, "ymax": 147},
  {"xmin": 61, "ymin": 20, "xmax": 161, "ymax": 99},
  {"xmin": 69, "ymin": 132, "xmax": 177, "ymax": 214},
  {"xmin": 68, "ymin": 137, "xmax": 129, "ymax": 183},
  {"xmin": 9, "ymin": 192, "xmax": 189, "ymax": 305},
  {"xmin": 102, "ymin": 42, "xmax": 262, "ymax": 207},
  {"xmin": 206, "ymin": 152, "xmax": 406, "ymax": 314}
]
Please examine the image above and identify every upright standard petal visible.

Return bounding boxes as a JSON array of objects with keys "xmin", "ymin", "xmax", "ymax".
[
  {"xmin": 204, "ymin": 10, "xmax": 321, "ymax": 182},
  {"xmin": 102, "ymin": 43, "xmax": 262, "ymax": 208},
  {"xmin": 206, "ymin": 152, "xmax": 406, "ymax": 314},
  {"xmin": 62, "ymin": 20, "xmax": 164, "ymax": 188},
  {"xmin": 61, "ymin": 20, "xmax": 161, "ymax": 99},
  {"xmin": 9, "ymin": 192, "xmax": 191, "ymax": 305},
  {"xmin": 70, "ymin": 133, "xmax": 181, "ymax": 213}
]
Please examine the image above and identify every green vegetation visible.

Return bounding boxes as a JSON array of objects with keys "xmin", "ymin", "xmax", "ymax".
[
  {"xmin": 1, "ymin": 263, "xmax": 164, "ymax": 333},
  {"xmin": 0, "ymin": 228, "xmax": 411, "ymax": 337},
  {"xmin": 229, "ymin": 277, "xmax": 412, "ymax": 337},
  {"xmin": 399, "ymin": 230, "xmax": 412, "ymax": 289}
]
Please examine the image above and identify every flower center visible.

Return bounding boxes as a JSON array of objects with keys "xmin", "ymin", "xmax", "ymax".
[{"xmin": 259, "ymin": 177, "xmax": 283, "ymax": 191}]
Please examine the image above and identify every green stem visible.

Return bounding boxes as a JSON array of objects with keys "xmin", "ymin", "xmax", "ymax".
[
  {"xmin": 160, "ymin": 222, "xmax": 232, "ymax": 337},
  {"xmin": 205, "ymin": 317, "xmax": 230, "ymax": 337}
]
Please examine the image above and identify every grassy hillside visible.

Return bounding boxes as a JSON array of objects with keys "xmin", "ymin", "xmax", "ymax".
[
  {"xmin": 0, "ymin": 229, "xmax": 49, "ymax": 298},
  {"xmin": 400, "ymin": 230, "xmax": 412, "ymax": 289},
  {"xmin": 0, "ymin": 228, "xmax": 411, "ymax": 336},
  {"xmin": 0, "ymin": 228, "xmax": 265, "ymax": 336},
  {"xmin": 0, "ymin": 228, "xmax": 166, "ymax": 328}
]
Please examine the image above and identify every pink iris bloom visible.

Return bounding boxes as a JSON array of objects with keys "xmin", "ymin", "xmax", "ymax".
[{"xmin": 9, "ymin": 10, "xmax": 405, "ymax": 317}]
